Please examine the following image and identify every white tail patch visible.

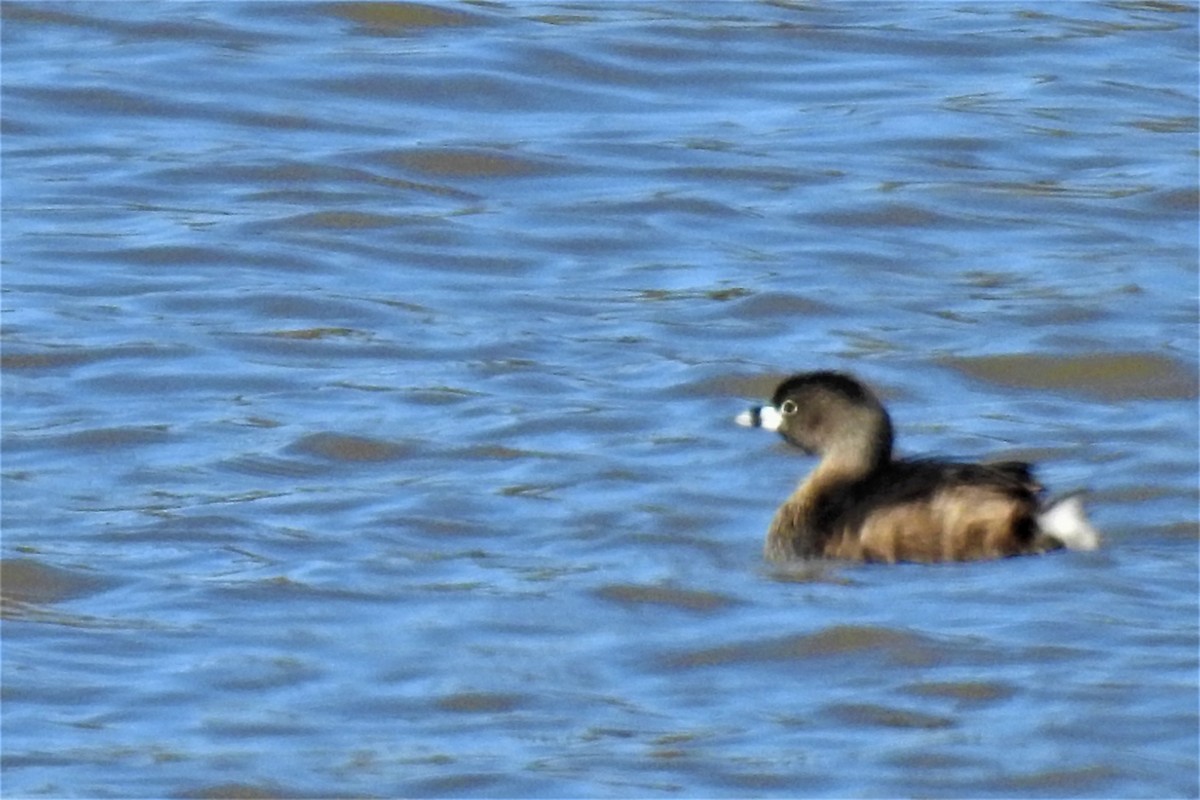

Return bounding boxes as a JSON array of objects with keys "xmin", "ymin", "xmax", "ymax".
[{"xmin": 1039, "ymin": 493, "xmax": 1101, "ymax": 551}]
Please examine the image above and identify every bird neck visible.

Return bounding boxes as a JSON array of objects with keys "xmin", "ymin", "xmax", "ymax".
[
  {"xmin": 764, "ymin": 436, "xmax": 890, "ymax": 562},
  {"xmin": 815, "ymin": 432, "xmax": 890, "ymax": 483}
]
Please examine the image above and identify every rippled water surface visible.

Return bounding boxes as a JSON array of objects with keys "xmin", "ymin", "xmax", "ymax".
[{"xmin": 3, "ymin": 2, "xmax": 1198, "ymax": 798}]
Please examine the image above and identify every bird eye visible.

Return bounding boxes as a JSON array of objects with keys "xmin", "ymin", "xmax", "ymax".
[{"xmin": 780, "ymin": 400, "xmax": 798, "ymax": 415}]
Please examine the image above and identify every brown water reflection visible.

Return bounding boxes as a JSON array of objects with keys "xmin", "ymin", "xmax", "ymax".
[{"xmin": 943, "ymin": 351, "xmax": 1197, "ymax": 400}]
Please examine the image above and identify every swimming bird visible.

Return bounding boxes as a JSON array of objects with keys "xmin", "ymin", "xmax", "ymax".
[{"xmin": 736, "ymin": 370, "xmax": 1100, "ymax": 563}]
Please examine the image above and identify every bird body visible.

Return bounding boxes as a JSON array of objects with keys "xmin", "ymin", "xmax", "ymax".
[{"xmin": 737, "ymin": 371, "xmax": 1100, "ymax": 564}]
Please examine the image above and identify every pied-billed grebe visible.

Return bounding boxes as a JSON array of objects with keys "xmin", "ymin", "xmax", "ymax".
[{"xmin": 736, "ymin": 371, "xmax": 1100, "ymax": 563}]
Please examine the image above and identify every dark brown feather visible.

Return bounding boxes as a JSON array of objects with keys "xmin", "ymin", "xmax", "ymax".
[{"xmin": 770, "ymin": 459, "xmax": 1046, "ymax": 562}]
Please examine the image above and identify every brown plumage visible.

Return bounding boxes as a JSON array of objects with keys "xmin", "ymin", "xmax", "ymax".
[{"xmin": 736, "ymin": 371, "xmax": 1100, "ymax": 564}]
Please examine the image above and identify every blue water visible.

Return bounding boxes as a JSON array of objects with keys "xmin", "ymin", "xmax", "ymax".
[{"xmin": 2, "ymin": 2, "xmax": 1197, "ymax": 798}]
